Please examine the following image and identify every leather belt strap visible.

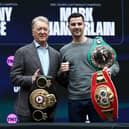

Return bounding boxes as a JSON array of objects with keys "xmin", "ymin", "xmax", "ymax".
[{"xmin": 91, "ymin": 69, "xmax": 118, "ymax": 120}]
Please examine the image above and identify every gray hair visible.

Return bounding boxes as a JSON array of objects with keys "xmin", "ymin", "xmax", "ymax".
[{"xmin": 31, "ymin": 16, "xmax": 49, "ymax": 29}]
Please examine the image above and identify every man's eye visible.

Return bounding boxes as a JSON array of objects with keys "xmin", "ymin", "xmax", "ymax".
[
  {"xmin": 71, "ymin": 23, "xmax": 82, "ymax": 26},
  {"xmin": 71, "ymin": 23, "xmax": 75, "ymax": 26},
  {"xmin": 78, "ymin": 23, "xmax": 82, "ymax": 26}
]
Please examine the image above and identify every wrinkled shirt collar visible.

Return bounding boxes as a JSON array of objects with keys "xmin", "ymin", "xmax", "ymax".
[{"xmin": 34, "ymin": 40, "xmax": 48, "ymax": 49}]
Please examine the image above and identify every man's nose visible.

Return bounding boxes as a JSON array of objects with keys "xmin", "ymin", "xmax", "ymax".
[{"xmin": 75, "ymin": 24, "xmax": 79, "ymax": 28}]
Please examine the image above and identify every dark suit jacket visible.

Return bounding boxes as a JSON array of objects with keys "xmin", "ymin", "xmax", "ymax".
[{"xmin": 10, "ymin": 42, "xmax": 60, "ymax": 116}]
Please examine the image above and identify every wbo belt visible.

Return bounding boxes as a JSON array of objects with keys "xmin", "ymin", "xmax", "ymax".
[
  {"xmin": 88, "ymin": 37, "xmax": 118, "ymax": 120},
  {"xmin": 29, "ymin": 75, "xmax": 57, "ymax": 122}
]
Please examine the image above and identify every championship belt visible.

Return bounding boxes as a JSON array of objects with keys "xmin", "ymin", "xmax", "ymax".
[
  {"xmin": 88, "ymin": 37, "xmax": 116, "ymax": 70},
  {"xmin": 29, "ymin": 75, "xmax": 57, "ymax": 122},
  {"xmin": 88, "ymin": 37, "xmax": 118, "ymax": 120}
]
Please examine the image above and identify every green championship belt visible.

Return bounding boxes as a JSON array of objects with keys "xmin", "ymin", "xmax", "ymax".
[{"xmin": 88, "ymin": 37, "xmax": 117, "ymax": 70}]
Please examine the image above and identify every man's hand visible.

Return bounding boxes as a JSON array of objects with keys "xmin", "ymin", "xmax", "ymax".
[
  {"xmin": 32, "ymin": 68, "xmax": 40, "ymax": 84},
  {"xmin": 103, "ymin": 67, "xmax": 111, "ymax": 76},
  {"xmin": 60, "ymin": 61, "xmax": 69, "ymax": 73}
]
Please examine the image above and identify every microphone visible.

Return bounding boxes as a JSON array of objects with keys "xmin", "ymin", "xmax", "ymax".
[
  {"xmin": 61, "ymin": 56, "xmax": 69, "ymax": 87},
  {"xmin": 62, "ymin": 56, "xmax": 69, "ymax": 74},
  {"xmin": 62, "ymin": 56, "xmax": 67, "ymax": 63}
]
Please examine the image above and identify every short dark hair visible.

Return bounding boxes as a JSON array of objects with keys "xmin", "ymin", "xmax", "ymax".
[{"xmin": 68, "ymin": 13, "xmax": 84, "ymax": 22}]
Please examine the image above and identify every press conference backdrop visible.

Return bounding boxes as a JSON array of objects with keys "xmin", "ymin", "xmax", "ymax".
[{"xmin": 0, "ymin": 0, "xmax": 129, "ymax": 123}]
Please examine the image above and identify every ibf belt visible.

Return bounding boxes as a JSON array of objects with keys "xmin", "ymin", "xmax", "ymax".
[
  {"xmin": 29, "ymin": 75, "xmax": 57, "ymax": 122},
  {"xmin": 91, "ymin": 70, "xmax": 118, "ymax": 120}
]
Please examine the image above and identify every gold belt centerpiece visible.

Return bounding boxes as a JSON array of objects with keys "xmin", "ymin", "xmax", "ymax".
[
  {"xmin": 36, "ymin": 75, "xmax": 52, "ymax": 88},
  {"xmin": 29, "ymin": 75, "xmax": 57, "ymax": 121}
]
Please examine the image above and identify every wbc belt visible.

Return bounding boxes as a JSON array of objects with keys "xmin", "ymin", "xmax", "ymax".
[
  {"xmin": 88, "ymin": 37, "xmax": 118, "ymax": 120},
  {"xmin": 29, "ymin": 75, "xmax": 57, "ymax": 122},
  {"xmin": 88, "ymin": 37, "xmax": 117, "ymax": 70}
]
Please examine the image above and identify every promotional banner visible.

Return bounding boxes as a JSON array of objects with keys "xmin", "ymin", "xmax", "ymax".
[{"xmin": 0, "ymin": 0, "xmax": 124, "ymax": 45}]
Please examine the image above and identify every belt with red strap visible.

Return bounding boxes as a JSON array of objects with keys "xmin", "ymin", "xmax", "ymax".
[{"xmin": 91, "ymin": 69, "xmax": 118, "ymax": 120}]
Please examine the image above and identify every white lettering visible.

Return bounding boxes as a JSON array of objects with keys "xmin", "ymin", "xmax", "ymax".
[
  {"xmin": 82, "ymin": 8, "xmax": 93, "ymax": 22},
  {"xmin": 0, "ymin": 21, "xmax": 6, "ymax": 36},
  {"xmin": 49, "ymin": 21, "xmax": 115, "ymax": 36},
  {"xmin": 0, "ymin": 7, "xmax": 13, "ymax": 21},
  {"xmin": 60, "ymin": 7, "xmax": 71, "ymax": 21},
  {"xmin": 60, "ymin": 7, "xmax": 93, "ymax": 22},
  {"xmin": 13, "ymin": 86, "xmax": 20, "ymax": 93},
  {"xmin": 78, "ymin": 8, "xmax": 93, "ymax": 21},
  {"xmin": 49, "ymin": 21, "xmax": 71, "ymax": 36},
  {"xmin": 60, "ymin": 22, "xmax": 70, "ymax": 35},
  {"xmin": 96, "ymin": 22, "xmax": 103, "ymax": 35},
  {"xmin": 103, "ymin": 22, "xmax": 115, "ymax": 36}
]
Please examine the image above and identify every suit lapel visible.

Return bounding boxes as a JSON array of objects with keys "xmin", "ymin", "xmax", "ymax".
[
  {"xmin": 30, "ymin": 43, "xmax": 44, "ymax": 75},
  {"xmin": 48, "ymin": 47, "xmax": 53, "ymax": 75}
]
